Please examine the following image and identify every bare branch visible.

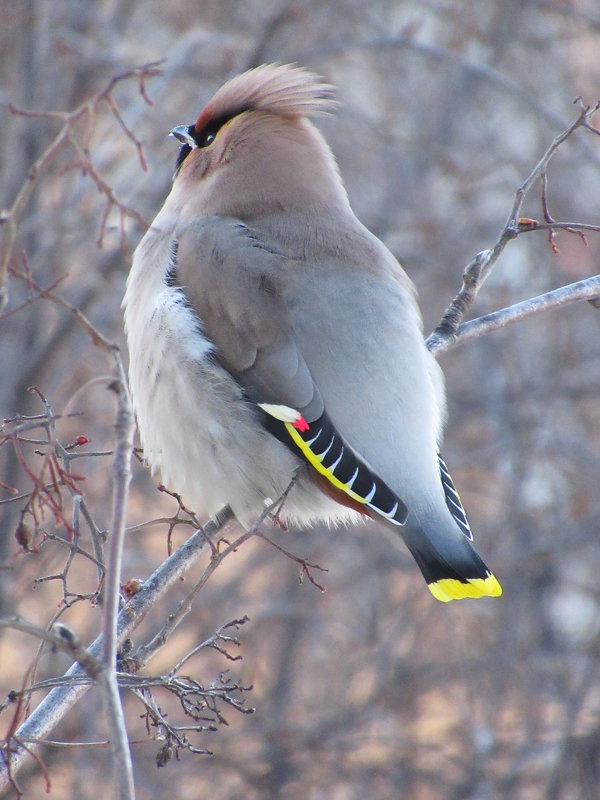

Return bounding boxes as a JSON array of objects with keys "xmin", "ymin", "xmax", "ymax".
[
  {"xmin": 0, "ymin": 507, "xmax": 236, "ymax": 790},
  {"xmin": 170, "ymin": 618, "xmax": 250, "ymax": 673},
  {"xmin": 256, "ymin": 531, "xmax": 328, "ymax": 592},
  {"xmin": 519, "ymin": 220, "xmax": 600, "ymax": 236},
  {"xmin": 427, "ymin": 103, "xmax": 600, "ymax": 354},
  {"xmin": 0, "ymin": 61, "xmax": 162, "ymax": 308},
  {"xmin": 429, "ymin": 275, "xmax": 600, "ymax": 355},
  {"xmin": 7, "ymin": 264, "xmax": 116, "ymax": 352},
  {"xmin": 99, "ymin": 353, "xmax": 136, "ymax": 800},
  {"xmin": 296, "ymin": 36, "xmax": 600, "ymax": 166},
  {"xmin": 0, "ymin": 619, "xmax": 101, "ymax": 678},
  {"xmin": 425, "ymin": 250, "xmax": 491, "ymax": 355}
]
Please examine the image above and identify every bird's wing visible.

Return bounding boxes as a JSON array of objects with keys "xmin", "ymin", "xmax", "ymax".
[
  {"xmin": 175, "ymin": 216, "xmax": 321, "ymax": 418},
  {"xmin": 173, "ymin": 215, "xmax": 408, "ymax": 526}
]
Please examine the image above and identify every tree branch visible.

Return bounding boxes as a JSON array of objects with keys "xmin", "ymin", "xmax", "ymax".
[
  {"xmin": 0, "ymin": 61, "xmax": 162, "ymax": 309},
  {"xmin": 99, "ymin": 353, "xmax": 135, "ymax": 800},
  {"xmin": 427, "ymin": 102, "xmax": 600, "ymax": 354},
  {"xmin": 428, "ymin": 275, "xmax": 600, "ymax": 355},
  {"xmin": 296, "ymin": 36, "xmax": 600, "ymax": 166},
  {"xmin": 0, "ymin": 620, "xmax": 101, "ymax": 679},
  {"xmin": 0, "ymin": 507, "xmax": 237, "ymax": 790}
]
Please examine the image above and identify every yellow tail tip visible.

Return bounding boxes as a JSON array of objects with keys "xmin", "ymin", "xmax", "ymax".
[{"xmin": 428, "ymin": 573, "xmax": 503, "ymax": 603}]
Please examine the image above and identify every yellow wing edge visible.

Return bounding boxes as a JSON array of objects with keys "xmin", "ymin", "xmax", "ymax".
[{"xmin": 284, "ymin": 421, "xmax": 369, "ymax": 506}]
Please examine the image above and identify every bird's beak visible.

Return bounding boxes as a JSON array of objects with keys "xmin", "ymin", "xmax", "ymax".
[{"xmin": 169, "ymin": 125, "xmax": 197, "ymax": 149}]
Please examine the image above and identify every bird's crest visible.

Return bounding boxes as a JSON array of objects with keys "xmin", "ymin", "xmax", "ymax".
[{"xmin": 194, "ymin": 63, "xmax": 338, "ymax": 132}]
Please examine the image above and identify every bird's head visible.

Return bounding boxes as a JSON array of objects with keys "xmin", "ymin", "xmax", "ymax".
[{"xmin": 168, "ymin": 63, "xmax": 350, "ymax": 219}]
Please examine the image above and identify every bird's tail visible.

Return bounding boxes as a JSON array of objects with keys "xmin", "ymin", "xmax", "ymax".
[{"xmin": 404, "ymin": 516, "xmax": 502, "ymax": 602}]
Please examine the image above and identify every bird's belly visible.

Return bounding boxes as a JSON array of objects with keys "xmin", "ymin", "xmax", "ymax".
[{"xmin": 126, "ymin": 283, "xmax": 359, "ymax": 528}]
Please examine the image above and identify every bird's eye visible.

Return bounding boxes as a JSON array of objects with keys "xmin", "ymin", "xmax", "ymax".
[{"xmin": 173, "ymin": 109, "xmax": 246, "ymax": 174}]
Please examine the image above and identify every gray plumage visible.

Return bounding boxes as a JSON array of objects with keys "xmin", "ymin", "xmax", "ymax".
[{"xmin": 124, "ymin": 64, "xmax": 501, "ymax": 601}]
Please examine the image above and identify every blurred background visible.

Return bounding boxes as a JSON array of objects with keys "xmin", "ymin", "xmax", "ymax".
[{"xmin": 1, "ymin": 1, "xmax": 600, "ymax": 798}]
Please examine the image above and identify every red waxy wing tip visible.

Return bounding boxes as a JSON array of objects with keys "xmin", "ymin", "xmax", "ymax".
[{"xmin": 291, "ymin": 415, "xmax": 310, "ymax": 432}]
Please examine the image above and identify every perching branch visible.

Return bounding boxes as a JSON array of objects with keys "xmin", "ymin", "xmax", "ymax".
[
  {"xmin": 429, "ymin": 274, "xmax": 600, "ymax": 355},
  {"xmin": 0, "ymin": 471, "xmax": 316, "ymax": 788}
]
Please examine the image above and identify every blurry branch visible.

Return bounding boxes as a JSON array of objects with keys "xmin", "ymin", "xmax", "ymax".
[
  {"xmin": 0, "ymin": 252, "xmax": 123, "ymax": 411},
  {"xmin": 532, "ymin": 0, "xmax": 600, "ymax": 32},
  {"xmin": 545, "ymin": 647, "xmax": 600, "ymax": 800},
  {"xmin": 5, "ymin": 260, "xmax": 116, "ymax": 351},
  {"xmin": 245, "ymin": 1, "xmax": 301, "ymax": 69},
  {"xmin": 100, "ymin": 356, "xmax": 135, "ymax": 800},
  {"xmin": 427, "ymin": 101, "xmax": 600, "ymax": 356},
  {"xmin": 300, "ymin": 37, "xmax": 600, "ymax": 165},
  {"xmin": 0, "ymin": 620, "xmax": 101, "ymax": 678},
  {"xmin": 0, "ymin": 60, "xmax": 162, "ymax": 309}
]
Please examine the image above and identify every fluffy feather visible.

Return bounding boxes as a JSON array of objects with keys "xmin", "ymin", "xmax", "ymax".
[{"xmin": 194, "ymin": 63, "xmax": 338, "ymax": 132}]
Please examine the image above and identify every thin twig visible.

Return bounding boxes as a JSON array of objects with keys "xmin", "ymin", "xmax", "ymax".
[
  {"xmin": 8, "ymin": 264, "xmax": 116, "ymax": 352},
  {"xmin": 0, "ymin": 506, "xmax": 236, "ymax": 790},
  {"xmin": 169, "ymin": 618, "xmax": 249, "ymax": 674},
  {"xmin": 427, "ymin": 102, "xmax": 600, "ymax": 354},
  {"xmin": 0, "ymin": 620, "xmax": 101, "ymax": 678},
  {"xmin": 100, "ymin": 353, "xmax": 135, "ymax": 800},
  {"xmin": 256, "ymin": 531, "xmax": 328, "ymax": 592},
  {"xmin": 0, "ymin": 61, "xmax": 162, "ymax": 308}
]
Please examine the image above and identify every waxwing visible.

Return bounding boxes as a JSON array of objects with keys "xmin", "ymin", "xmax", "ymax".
[{"xmin": 124, "ymin": 64, "xmax": 502, "ymax": 602}]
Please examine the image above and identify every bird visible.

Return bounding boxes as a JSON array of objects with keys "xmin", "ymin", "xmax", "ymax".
[{"xmin": 123, "ymin": 63, "xmax": 502, "ymax": 602}]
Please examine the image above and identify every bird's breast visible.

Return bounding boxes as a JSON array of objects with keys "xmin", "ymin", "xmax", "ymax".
[{"xmin": 123, "ymin": 224, "xmax": 300, "ymax": 523}]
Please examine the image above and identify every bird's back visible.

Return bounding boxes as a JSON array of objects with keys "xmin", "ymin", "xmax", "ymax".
[{"xmin": 244, "ymin": 208, "xmax": 447, "ymax": 515}]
